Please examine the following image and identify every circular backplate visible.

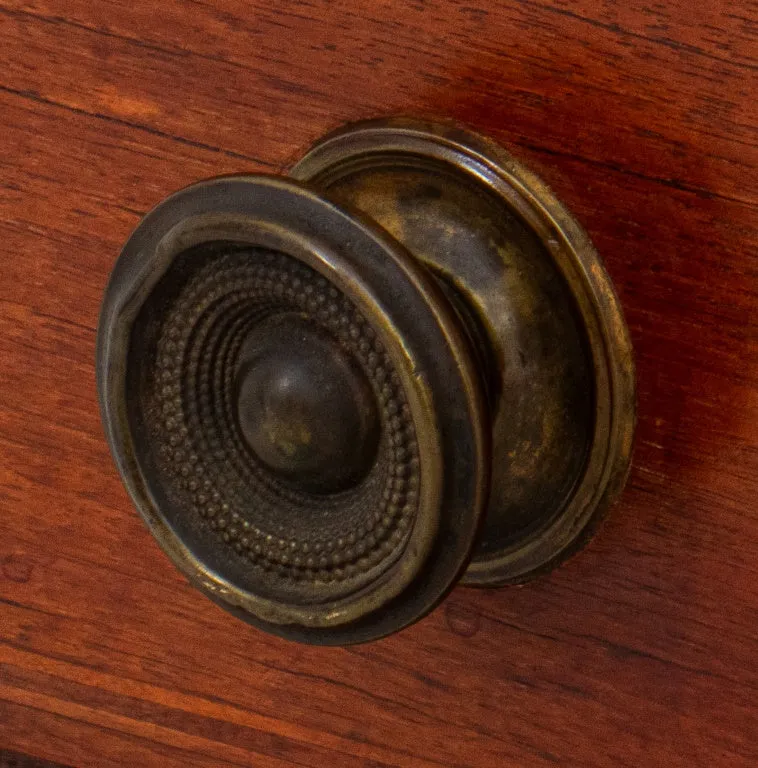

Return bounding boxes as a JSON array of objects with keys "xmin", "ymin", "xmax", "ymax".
[
  {"xmin": 292, "ymin": 118, "xmax": 636, "ymax": 586},
  {"xmin": 97, "ymin": 175, "xmax": 488, "ymax": 643}
]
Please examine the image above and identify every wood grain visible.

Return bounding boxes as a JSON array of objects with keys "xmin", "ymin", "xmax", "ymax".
[{"xmin": 1, "ymin": 0, "xmax": 757, "ymax": 766}]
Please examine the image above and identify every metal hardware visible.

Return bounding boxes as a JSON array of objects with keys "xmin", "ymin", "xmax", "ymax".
[{"xmin": 97, "ymin": 118, "xmax": 635, "ymax": 644}]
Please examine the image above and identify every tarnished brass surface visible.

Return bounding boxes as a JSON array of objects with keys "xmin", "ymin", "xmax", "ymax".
[{"xmin": 97, "ymin": 118, "xmax": 635, "ymax": 644}]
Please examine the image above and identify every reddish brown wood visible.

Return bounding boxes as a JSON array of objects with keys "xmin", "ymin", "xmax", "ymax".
[
  {"xmin": 1, "ymin": 1, "xmax": 757, "ymax": 766},
  {"xmin": 0, "ymin": 749, "xmax": 75, "ymax": 768}
]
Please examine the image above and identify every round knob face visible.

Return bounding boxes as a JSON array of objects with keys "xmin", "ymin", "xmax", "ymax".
[
  {"xmin": 97, "ymin": 176, "xmax": 488, "ymax": 644},
  {"xmin": 235, "ymin": 315, "xmax": 379, "ymax": 493}
]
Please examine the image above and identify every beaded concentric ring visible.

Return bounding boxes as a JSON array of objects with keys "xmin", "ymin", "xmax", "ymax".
[{"xmin": 140, "ymin": 243, "xmax": 420, "ymax": 603}]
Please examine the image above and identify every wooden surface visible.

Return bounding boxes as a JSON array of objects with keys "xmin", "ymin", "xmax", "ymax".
[
  {"xmin": 1, "ymin": 0, "xmax": 757, "ymax": 766},
  {"xmin": 0, "ymin": 749, "xmax": 74, "ymax": 768}
]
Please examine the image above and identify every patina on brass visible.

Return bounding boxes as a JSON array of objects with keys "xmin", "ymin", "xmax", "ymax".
[{"xmin": 97, "ymin": 118, "xmax": 635, "ymax": 644}]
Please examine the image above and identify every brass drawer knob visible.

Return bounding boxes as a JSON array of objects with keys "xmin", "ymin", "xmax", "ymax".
[{"xmin": 97, "ymin": 118, "xmax": 635, "ymax": 644}]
